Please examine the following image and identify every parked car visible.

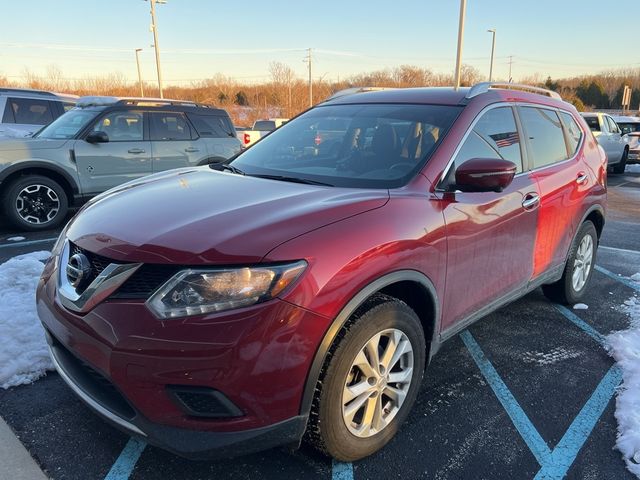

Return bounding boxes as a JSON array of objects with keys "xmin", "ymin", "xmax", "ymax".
[
  {"xmin": 580, "ymin": 112, "xmax": 627, "ymax": 173},
  {"xmin": 0, "ymin": 88, "xmax": 77, "ymax": 139},
  {"xmin": 0, "ymin": 96, "xmax": 241, "ymax": 231},
  {"xmin": 238, "ymin": 118, "xmax": 289, "ymax": 147},
  {"xmin": 38, "ymin": 83, "xmax": 606, "ymax": 462},
  {"xmin": 612, "ymin": 115, "xmax": 640, "ymax": 164}
]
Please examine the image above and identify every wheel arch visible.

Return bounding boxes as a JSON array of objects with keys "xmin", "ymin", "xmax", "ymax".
[
  {"xmin": 0, "ymin": 162, "xmax": 79, "ymax": 206},
  {"xmin": 581, "ymin": 204, "xmax": 605, "ymax": 240},
  {"xmin": 299, "ymin": 270, "xmax": 440, "ymax": 417}
]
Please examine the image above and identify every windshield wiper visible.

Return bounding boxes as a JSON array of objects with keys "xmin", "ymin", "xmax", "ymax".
[
  {"xmin": 249, "ymin": 174, "xmax": 333, "ymax": 187},
  {"xmin": 209, "ymin": 163, "xmax": 245, "ymax": 175}
]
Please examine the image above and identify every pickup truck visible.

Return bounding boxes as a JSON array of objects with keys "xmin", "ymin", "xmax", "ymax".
[{"xmin": 237, "ymin": 118, "xmax": 288, "ymax": 147}]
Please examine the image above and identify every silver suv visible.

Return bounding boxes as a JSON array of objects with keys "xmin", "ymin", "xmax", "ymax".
[
  {"xmin": 0, "ymin": 88, "xmax": 78, "ymax": 139},
  {"xmin": 0, "ymin": 96, "xmax": 241, "ymax": 231}
]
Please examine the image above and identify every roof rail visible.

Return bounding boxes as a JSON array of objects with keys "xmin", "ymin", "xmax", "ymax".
[
  {"xmin": 0, "ymin": 87, "xmax": 60, "ymax": 97},
  {"xmin": 76, "ymin": 96, "xmax": 207, "ymax": 108},
  {"xmin": 466, "ymin": 82, "xmax": 562, "ymax": 100},
  {"xmin": 326, "ymin": 87, "xmax": 394, "ymax": 101}
]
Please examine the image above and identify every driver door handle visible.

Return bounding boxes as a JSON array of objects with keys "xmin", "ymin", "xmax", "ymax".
[
  {"xmin": 128, "ymin": 148, "xmax": 145, "ymax": 154},
  {"xmin": 522, "ymin": 193, "xmax": 540, "ymax": 211},
  {"xmin": 185, "ymin": 147, "xmax": 200, "ymax": 153},
  {"xmin": 576, "ymin": 172, "xmax": 588, "ymax": 184}
]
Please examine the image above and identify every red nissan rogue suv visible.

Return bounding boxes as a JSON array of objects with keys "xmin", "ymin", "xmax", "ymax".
[{"xmin": 37, "ymin": 83, "xmax": 606, "ymax": 461}]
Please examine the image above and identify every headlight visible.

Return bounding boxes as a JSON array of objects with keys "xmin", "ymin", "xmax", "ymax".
[{"xmin": 146, "ymin": 261, "xmax": 307, "ymax": 319}]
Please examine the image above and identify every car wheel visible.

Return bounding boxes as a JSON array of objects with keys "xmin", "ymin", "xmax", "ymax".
[
  {"xmin": 612, "ymin": 148, "xmax": 628, "ymax": 174},
  {"xmin": 306, "ymin": 294, "xmax": 426, "ymax": 461},
  {"xmin": 2, "ymin": 175, "xmax": 68, "ymax": 231},
  {"xmin": 542, "ymin": 221, "xmax": 597, "ymax": 305}
]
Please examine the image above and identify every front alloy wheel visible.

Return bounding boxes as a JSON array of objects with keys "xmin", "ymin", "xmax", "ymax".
[
  {"xmin": 15, "ymin": 184, "xmax": 60, "ymax": 225},
  {"xmin": 2, "ymin": 175, "xmax": 68, "ymax": 231},
  {"xmin": 306, "ymin": 295, "xmax": 426, "ymax": 461}
]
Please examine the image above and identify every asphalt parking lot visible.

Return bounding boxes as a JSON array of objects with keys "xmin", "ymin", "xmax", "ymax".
[{"xmin": 0, "ymin": 170, "xmax": 639, "ymax": 480}]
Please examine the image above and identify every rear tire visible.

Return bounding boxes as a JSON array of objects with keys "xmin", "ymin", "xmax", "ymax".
[
  {"xmin": 542, "ymin": 221, "xmax": 597, "ymax": 305},
  {"xmin": 2, "ymin": 175, "xmax": 68, "ymax": 231},
  {"xmin": 306, "ymin": 294, "xmax": 426, "ymax": 461},
  {"xmin": 612, "ymin": 149, "xmax": 628, "ymax": 174}
]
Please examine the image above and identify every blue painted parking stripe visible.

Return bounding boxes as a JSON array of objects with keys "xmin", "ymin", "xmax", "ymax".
[
  {"xmin": 533, "ymin": 366, "xmax": 622, "ymax": 480},
  {"xmin": 104, "ymin": 438, "xmax": 146, "ymax": 480},
  {"xmin": 552, "ymin": 305, "xmax": 606, "ymax": 346},
  {"xmin": 595, "ymin": 265, "xmax": 640, "ymax": 292},
  {"xmin": 332, "ymin": 460, "xmax": 354, "ymax": 480},
  {"xmin": 0, "ymin": 237, "xmax": 56, "ymax": 249},
  {"xmin": 460, "ymin": 330, "xmax": 552, "ymax": 464}
]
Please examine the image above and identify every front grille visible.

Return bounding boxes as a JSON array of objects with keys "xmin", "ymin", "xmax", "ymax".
[
  {"xmin": 68, "ymin": 243, "xmax": 177, "ymax": 299},
  {"xmin": 48, "ymin": 333, "xmax": 136, "ymax": 421}
]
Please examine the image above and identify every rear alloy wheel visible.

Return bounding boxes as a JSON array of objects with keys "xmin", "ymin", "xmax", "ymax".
[
  {"xmin": 2, "ymin": 175, "xmax": 68, "ymax": 231},
  {"xmin": 542, "ymin": 221, "xmax": 598, "ymax": 304},
  {"xmin": 612, "ymin": 148, "xmax": 628, "ymax": 174},
  {"xmin": 306, "ymin": 295, "xmax": 426, "ymax": 461}
]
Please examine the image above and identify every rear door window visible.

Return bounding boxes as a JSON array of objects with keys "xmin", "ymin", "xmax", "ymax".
[
  {"xmin": 149, "ymin": 112, "xmax": 192, "ymax": 141},
  {"xmin": 3, "ymin": 98, "xmax": 54, "ymax": 125},
  {"xmin": 606, "ymin": 116, "xmax": 620, "ymax": 134},
  {"xmin": 559, "ymin": 112, "xmax": 583, "ymax": 156},
  {"xmin": 584, "ymin": 116, "xmax": 600, "ymax": 132},
  {"xmin": 186, "ymin": 113, "xmax": 234, "ymax": 138},
  {"xmin": 519, "ymin": 107, "xmax": 569, "ymax": 168}
]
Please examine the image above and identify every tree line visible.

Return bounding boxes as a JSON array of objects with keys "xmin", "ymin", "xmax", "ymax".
[{"xmin": 2, "ymin": 63, "xmax": 639, "ymax": 126}]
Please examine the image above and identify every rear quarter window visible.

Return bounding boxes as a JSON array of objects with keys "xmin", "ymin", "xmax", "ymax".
[
  {"xmin": 559, "ymin": 112, "xmax": 583, "ymax": 156},
  {"xmin": 186, "ymin": 113, "xmax": 234, "ymax": 138},
  {"xmin": 3, "ymin": 98, "xmax": 54, "ymax": 125},
  {"xmin": 583, "ymin": 116, "xmax": 600, "ymax": 132}
]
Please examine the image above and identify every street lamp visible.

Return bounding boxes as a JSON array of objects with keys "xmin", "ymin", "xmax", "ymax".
[
  {"xmin": 145, "ymin": 0, "xmax": 166, "ymax": 98},
  {"xmin": 453, "ymin": 0, "xmax": 467, "ymax": 90},
  {"xmin": 135, "ymin": 48, "xmax": 144, "ymax": 97},
  {"xmin": 487, "ymin": 29, "xmax": 496, "ymax": 82}
]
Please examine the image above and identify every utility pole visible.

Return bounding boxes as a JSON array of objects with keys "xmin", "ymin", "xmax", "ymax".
[
  {"xmin": 508, "ymin": 56, "xmax": 514, "ymax": 83},
  {"xmin": 147, "ymin": 0, "xmax": 165, "ymax": 98},
  {"xmin": 135, "ymin": 48, "xmax": 144, "ymax": 97},
  {"xmin": 453, "ymin": 0, "xmax": 467, "ymax": 90},
  {"xmin": 305, "ymin": 48, "xmax": 313, "ymax": 107},
  {"xmin": 487, "ymin": 29, "xmax": 496, "ymax": 82}
]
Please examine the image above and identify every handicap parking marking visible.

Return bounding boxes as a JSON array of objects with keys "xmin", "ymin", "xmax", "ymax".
[
  {"xmin": 553, "ymin": 305, "xmax": 606, "ymax": 346},
  {"xmin": 332, "ymin": 460, "xmax": 354, "ymax": 480},
  {"xmin": 595, "ymin": 265, "xmax": 640, "ymax": 292},
  {"xmin": 460, "ymin": 331, "xmax": 552, "ymax": 464},
  {"xmin": 104, "ymin": 438, "xmax": 147, "ymax": 480}
]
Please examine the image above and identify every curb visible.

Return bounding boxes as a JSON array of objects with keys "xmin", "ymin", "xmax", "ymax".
[{"xmin": 0, "ymin": 416, "xmax": 48, "ymax": 480}]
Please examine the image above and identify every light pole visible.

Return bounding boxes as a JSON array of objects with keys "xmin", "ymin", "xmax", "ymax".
[
  {"xmin": 453, "ymin": 0, "xmax": 467, "ymax": 89},
  {"xmin": 135, "ymin": 48, "xmax": 144, "ymax": 97},
  {"xmin": 147, "ymin": 0, "xmax": 165, "ymax": 98},
  {"xmin": 487, "ymin": 29, "xmax": 496, "ymax": 82}
]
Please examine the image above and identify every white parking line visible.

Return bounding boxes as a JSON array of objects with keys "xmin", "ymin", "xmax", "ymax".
[{"xmin": 599, "ymin": 245, "xmax": 640, "ymax": 256}]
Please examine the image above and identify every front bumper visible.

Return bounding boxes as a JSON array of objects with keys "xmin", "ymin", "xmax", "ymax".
[{"xmin": 37, "ymin": 257, "xmax": 330, "ymax": 458}]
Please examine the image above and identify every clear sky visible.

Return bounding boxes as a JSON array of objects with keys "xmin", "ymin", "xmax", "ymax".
[{"xmin": 0, "ymin": 0, "xmax": 636, "ymax": 86}]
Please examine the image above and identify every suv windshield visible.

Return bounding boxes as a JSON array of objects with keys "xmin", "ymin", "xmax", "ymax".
[
  {"xmin": 35, "ymin": 108, "xmax": 101, "ymax": 139},
  {"xmin": 232, "ymin": 103, "xmax": 461, "ymax": 188}
]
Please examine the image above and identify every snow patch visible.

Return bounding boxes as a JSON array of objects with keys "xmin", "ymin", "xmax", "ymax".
[
  {"xmin": 6, "ymin": 236, "xmax": 26, "ymax": 242},
  {"xmin": 522, "ymin": 347, "xmax": 582, "ymax": 365},
  {"xmin": 607, "ymin": 273, "xmax": 640, "ymax": 477},
  {"xmin": 573, "ymin": 303, "xmax": 589, "ymax": 310},
  {"xmin": 0, "ymin": 251, "xmax": 53, "ymax": 389},
  {"xmin": 626, "ymin": 164, "xmax": 640, "ymax": 173}
]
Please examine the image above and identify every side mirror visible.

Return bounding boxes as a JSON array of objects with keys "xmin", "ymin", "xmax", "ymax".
[
  {"xmin": 86, "ymin": 131, "xmax": 109, "ymax": 144},
  {"xmin": 454, "ymin": 158, "xmax": 517, "ymax": 193}
]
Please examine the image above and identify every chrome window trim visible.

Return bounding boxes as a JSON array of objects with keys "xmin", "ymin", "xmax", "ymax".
[
  {"xmin": 436, "ymin": 102, "xmax": 523, "ymax": 191},
  {"xmin": 436, "ymin": 102, "xmax": 586, "ymax": 191}
]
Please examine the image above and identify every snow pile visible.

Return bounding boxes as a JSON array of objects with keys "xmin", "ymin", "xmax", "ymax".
[
  {"xmin": 6, "ymin": 236, "xmax": 26, "ymax": 242},
  {"xmin": 573, "ymin": 303, "xmax": 589, "ymax": 310},
  {"xmin": 607, "ymin": 274, "xmax": 640, "ymax": 477},
  {"xmin": 0, "ymin": 251, "xmax": 53, "ymax": 389}
]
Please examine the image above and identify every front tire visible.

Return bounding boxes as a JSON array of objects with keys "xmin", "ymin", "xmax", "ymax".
[
  {"xmin": 306, "ymin": 295, "xmax": 426, "ymax": 461},
  {"xmin": 542, "ymin": 221, "xmax": 597, "ymax": 304},
  {"xmin": 2, "ymin": 175, "xmax": 68, "ymax": 231}
]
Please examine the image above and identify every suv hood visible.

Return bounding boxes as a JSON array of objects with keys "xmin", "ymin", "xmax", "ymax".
[
  {"xmin": 67, "ymin": 168, "xmax": 389, "ymax": 264},
  {"xmin": 0, "ymin": 138, "xmax": 68, "ymax": 152}
]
